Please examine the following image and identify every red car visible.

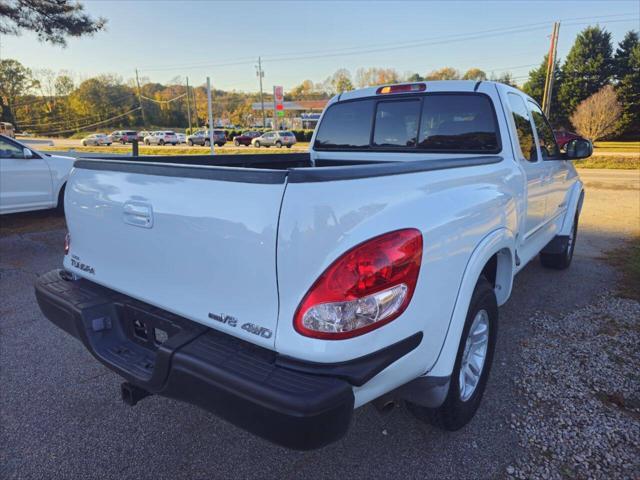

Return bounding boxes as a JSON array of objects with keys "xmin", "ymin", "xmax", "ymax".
[
  {"xmin": 553, "ymin": 130, "xmax": 583, "ymax": 149},
  {"xmin": 233, "ymin": 131, "xmax": 261, "ymax": 146}
]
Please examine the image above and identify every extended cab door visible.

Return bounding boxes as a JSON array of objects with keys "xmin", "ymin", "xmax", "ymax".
[
  {"xmin": 527, "ymin": 101, "xmax": 571, "ymax": 228},
  {"xmin": 505, "ymin": 93, "xmax": 547, "ymax": 239},
  {"xmin": 0, "ymin": 136, "xmax": 53, "ymax": 213}
]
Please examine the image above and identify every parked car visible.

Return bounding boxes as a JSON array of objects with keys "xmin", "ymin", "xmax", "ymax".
[
  {"xmin": 252, "ymin": 130, "xmax": 297, "ymax": 148},
  {"xmin": 187, "ymin": 130, "xmax": 226, "ymax": 147},
  {"xmin": 35, "ymin": 81, "xmax": 592, "ymax": 450},
  {"xmin": 554, "ymin": 130, "xmax": 583, "ymax": 149},
  {"xmin": 109, "ymin": 130, "xmax": 139, "ymax": 144},
  {"xmin": 0, "ymin": 135, "xmax": 74, "ymax": 214},
  {"xmin": 233, "ymin": 131, "xmax": 261, "ymax": 146},
  {"xmin": 137, "ymin": 131, "xmax": 151, "ymax": 141},
  {"xmin": 176, "ymin": 133, "xmax": 187, "ymax": 144},
  {"xmin": 143, "ymin": 131, "xmax": 178, "ymax": 146},
  {"xmin": 81, "ymin": 134, "xmax": 111, "ymax": 146},
  {"xmin": 0, "ymin": 122, "xmax": 15, "ymax": 138}
]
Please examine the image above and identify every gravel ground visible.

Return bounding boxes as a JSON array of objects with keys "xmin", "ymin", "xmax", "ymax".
[{"xmin": 507, "ymin": 295, "xmax": 640, "ymax": 480}]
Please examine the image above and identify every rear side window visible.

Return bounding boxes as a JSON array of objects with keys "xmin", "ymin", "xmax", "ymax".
[
  {"xmin": 315, "ymin": 94, "xmax": 499, "ymax": 153},
  {"xmin": 507, "ymin": 94, "xmax": 536, "ymax": 162},
  {"xmin": 314, "ymin": 99, "xmax": 374, "ymax": 149},
  {"xmin": 418, "ymin": 95, "xmax": 498, "ymax": 152}
]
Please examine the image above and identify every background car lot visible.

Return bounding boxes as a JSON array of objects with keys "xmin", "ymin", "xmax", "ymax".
[{"xmin": 1, "ymin": 168, "xmax": 637, "ymax": 479}]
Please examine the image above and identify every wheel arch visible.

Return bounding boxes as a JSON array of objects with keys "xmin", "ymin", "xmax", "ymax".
[
  {"xmin": 427, "ymin": 228, "xmax": 515, "ymax": 378},
  {"xmin": 559, "ymin": 180, "xmax": 584, "ymax": 236}
]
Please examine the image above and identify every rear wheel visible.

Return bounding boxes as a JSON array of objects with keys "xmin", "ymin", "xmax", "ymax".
[
  {"xmin": 286, "ymin": 145, "xmax": 292, "ymax": 148},
  {"xmin": 188, "ymin": 139, "xmax": 193, "ymax": 146},
  {"xmin": 234, "ymin": 139, "xmax": 240, "ymax": 146},
  {"xmin": 407, "ymin": 276, "xmax": 498, "ymax": 430},
  {"xmin": 275, "ymin": 141, "xmax": 282, "ymax": 148},
  {"xmin": 254, "ymin": 141, "xmax": 260, "ymax": 148},
  {"xmin": 159, "ymin": 139, "xmax": 165, "ymax": 146},
  {"xmin": 204, "ymin": 139, "xmax": 210, "ymax": 147},
  {"xmin": 540, "ymin": 213, "xmax": 579, "ymax": 270}
]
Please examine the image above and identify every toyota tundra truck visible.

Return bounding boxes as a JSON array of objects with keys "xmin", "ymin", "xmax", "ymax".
[{"xmin": 35, "ymin": 81, "xmax": 592, "ymax": 450}]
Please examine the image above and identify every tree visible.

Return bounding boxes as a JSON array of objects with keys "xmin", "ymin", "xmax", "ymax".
[
  {"xmin": 406, "ymin": 73, "xmax": 424, "ymax": 82},
  {"xmin": 613, "ymin": 31, "xmax": 640, "ymax": 136},
  {"xmin": 462, "ymin": 68, "xmax": 487, "ymax": 81},
  {"xmin": 558, "ymin": 26, "xmax": 614, "ymax": 123},
  {"xmin": 0, "ymin": 0, "xmax": 106, "ymax": 46},
  {"xmin": 570, "ymin": 85, "xmax": 621, "ymax": 141},
  {"xmin": 0, "ymin": 59, "xmax": 35, "ymax": 126},
  {"xmin": 522, "ymin": 54, "xmax": 561, "ymax": 121},
  {"xmin": 425, "ymin": 67, "xmax": 460, "ymax": 80},
  {"xmin": 490, "ymin": 72, "xmax": 517, "ymax": 87},
  {"xmin": 330, "ymin": 69, "xmax": 354, "ymax": 94},
  {"xmin": 355, "ymin": 67, "xmax": 400, "ymax": 87}
]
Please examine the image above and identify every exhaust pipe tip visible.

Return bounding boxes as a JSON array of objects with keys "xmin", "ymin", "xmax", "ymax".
[
  {"xmin": 372, "ymin": 394, "xmax": 397, "ymax": 414},
  {"xmin": 121, "ymin": 382, "xmax": 151, "ymax": 406}
]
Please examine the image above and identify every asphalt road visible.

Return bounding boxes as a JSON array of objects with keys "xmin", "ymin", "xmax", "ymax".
[{"xmin": 1, "ymin": 169, "xmax": 638, "ymax": 480}]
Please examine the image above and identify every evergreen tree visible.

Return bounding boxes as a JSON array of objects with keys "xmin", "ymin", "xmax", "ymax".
[
  {"xmin": 522, "ymin": 54, "xmax": 561, "ymax": 122},
  {"xmin": 613, "ymin": 31, "xmax": 640, "ymax": 136},
  {"xmin": 557, "ymin": 26, "xmax": 614, "ymax": 124}
]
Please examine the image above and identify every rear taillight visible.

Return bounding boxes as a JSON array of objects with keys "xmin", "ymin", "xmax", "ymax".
[
  {"xmin": 294, "ymin": 229, "xmax": 423, "ymax": 340},
  {"xmin": 64, "ymin": 233, "xmax": 70, "ymax": 255}
]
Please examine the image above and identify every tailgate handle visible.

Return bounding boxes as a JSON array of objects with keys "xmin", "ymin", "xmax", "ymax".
[{"xmin": 123, "ymin": 202, "xmax": 153, "ymax": 228}]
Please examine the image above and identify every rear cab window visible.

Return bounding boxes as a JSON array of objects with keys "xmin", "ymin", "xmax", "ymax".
[{"xmin": 314, "ymin": 93, "xmax": 500, "ymax": 154}]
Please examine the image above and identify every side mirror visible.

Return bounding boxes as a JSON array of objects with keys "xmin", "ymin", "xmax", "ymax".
[
  {"xmin": 23, "ymin": 147, "xmax": 34, "ymax": 158},
  {"xmin": 564, "ymin": 138, "xmax": 593, "ymax": 160}
]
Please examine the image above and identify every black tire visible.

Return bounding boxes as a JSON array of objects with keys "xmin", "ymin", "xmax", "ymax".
[
  {"xmin": 81, "ymin": 141, "xmax": 86, "ymax": 146},
  {"xmin": 204, "ymin": 139, "xmax": 210, "ymax": 147},
  {"xmin": 275, "ymin": 141, "xmax": 282, "ymax": 148},
  {"xmin": 159, "ymin": 139, "xmax": 165, "ymax": 146},
  {"xmin": 120, "ymin": 139, "xmax": 126, "ymax": 145},
  {"xmin": 234, "ymin": 139, "xmax": 240, "ymax": 146},
  {"xmin": 254, "ymin": 141, "xmax": 260, "ymax": 148},
  {"xmin": 188, "ymin": 139, "xmax": 193, "ymax": 146},
  {"xmin": 286, "ymin": 145, "xmax": 292, "ymax": 148},
  {"xmin": 540, "ymin": 213, "xmax": 579, "ymax": 270},
  {"xmin": 407, "ymin": 276, "xmax": 498, "ymax": 431},
  {"xmin": 145, "ymin": 140, "xmax": 150, "ymax": 146},
  {"xmin": 172, "ymin": 143, "xmax": 177, "ymax": 146},
  {"xmin": 216, "ymin": 142, "xmax": 224, "ymax": 147}
]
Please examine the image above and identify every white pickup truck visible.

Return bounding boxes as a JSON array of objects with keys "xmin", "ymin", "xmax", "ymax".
[
  {"xmin": 35, "ymin": 81, "xmax": 591, "ymax": 450},
  {"xmin": 0, "ymin": 135, "xmax": 74, "ymax": 214}
]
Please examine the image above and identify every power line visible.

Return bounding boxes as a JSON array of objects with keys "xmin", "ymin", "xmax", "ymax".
[
  {"xmin": 136, "ymin": 14, "xmax": 638, "ymax": 73},
  {"xmin": 39, "ymin": 107, "xmax": 142, "ymax": 136}
]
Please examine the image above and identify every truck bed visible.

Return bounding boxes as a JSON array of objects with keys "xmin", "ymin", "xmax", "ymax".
[{"xmin": 76, "ymin": 153, "xmax": 503, "ymax": 184}]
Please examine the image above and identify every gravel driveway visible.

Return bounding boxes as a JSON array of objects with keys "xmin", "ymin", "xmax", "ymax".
[{"xmin": 1, "ymin": 168, "xmax": 638, "ymax": 480}]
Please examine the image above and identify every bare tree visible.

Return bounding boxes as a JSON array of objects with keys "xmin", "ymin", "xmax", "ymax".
[{"xmin": 570, "ymin": 85, "xmax": 622, "ymax": 141}]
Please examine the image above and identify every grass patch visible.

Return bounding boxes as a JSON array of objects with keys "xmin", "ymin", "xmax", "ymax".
[
  {"xmin": 574, "ymin": 156, "xmax": 639, "ymax": 170},
  {"xmin": 606, "ymin": 238, "xmax": 640, "ymax": 301},
  {"xmin": 594, "ymin": 141, "xmax": 640, "ymax": 153}
]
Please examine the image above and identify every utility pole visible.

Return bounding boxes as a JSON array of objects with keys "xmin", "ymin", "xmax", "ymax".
[
  {"xmin": 542, "ymin": 22, "xmax": 560, "ymax": 118},
  {"xmin": 135, "ymin": 69, "xmax": 147, "ymax": 128},
  {"xmin": 256, "ymin": 57, "xmax": 266, "ymax": 128},
  {"xmin": 206, "ymin": 77, "xmax": 214, "ymax": 155},
  {"xmin": 185, "ymin": 76, "xmax": 192, "ymax": 133}
]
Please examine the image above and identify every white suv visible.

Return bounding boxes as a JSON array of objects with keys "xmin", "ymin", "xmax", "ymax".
[{"xmin": 143, "ymin": 131, "xmax": 178, "ymax": 146}]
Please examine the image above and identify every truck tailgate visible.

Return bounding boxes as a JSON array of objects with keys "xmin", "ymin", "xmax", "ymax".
[{"xmin": 63, "ymin": 161, "xmax": 287, "ymax": 348}]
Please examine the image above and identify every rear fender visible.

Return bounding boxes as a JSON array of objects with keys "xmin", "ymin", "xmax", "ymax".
[{"xmin": 427, "ymin": 228, "xmax": 515, "ymax": 378}]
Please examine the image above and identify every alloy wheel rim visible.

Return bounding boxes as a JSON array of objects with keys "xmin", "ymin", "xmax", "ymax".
[{"xmin": 459, "ymin": 309, "xmax": 490, "ymax": 401}]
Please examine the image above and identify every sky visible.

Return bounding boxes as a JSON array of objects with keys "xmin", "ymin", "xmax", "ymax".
[{"xmin": 3, "ymin": 0, "xmax": 639, "ymax": 92}]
